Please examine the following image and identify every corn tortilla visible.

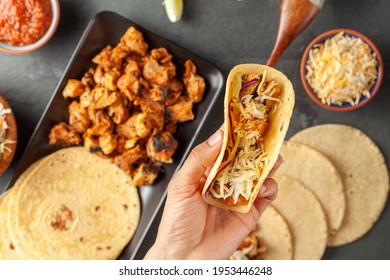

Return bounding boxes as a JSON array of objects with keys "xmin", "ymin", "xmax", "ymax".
[
  {"xmin": 0, "ymin": 158, "xmax": 45, "ymax": 259},
  {"xmin": 272, "ymin": 175, "xmax": 328, "ymax": 260},
  {"xmin": 254, "ymin": 205, "xmax": 293, "ymax": 260},
  {"xmin": 290, "ymin": 124, "xmax": 389, "ymax": 246},
  {"xmin": 4, "ymin": 147, "xmax": 140, "ymax": 259},
  {"xmin": 274, "ymin": 141, "xmax": 345, "ymax": 240},
  {"xmin": 0, "ymin": 191, "xmax": 30, "ymax": 259}
]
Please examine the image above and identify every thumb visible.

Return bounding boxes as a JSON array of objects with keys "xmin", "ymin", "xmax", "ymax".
[{"xmin": 169, "ymin": 129, "xmax": 223, "ymax": 193}]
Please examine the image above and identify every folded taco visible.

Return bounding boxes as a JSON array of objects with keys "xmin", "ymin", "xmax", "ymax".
[{"xmin": 202, "ymin": 64, "xmax": 295, "ymax": 213}]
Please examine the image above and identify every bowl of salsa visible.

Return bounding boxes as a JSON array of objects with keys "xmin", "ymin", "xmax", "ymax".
[{"xmin": 0, "ymin": 0, "xmax": 60, "ymax": 54}]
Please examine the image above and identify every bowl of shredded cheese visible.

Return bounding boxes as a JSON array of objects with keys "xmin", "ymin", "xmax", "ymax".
[{"xmin": 301, "ymin": 29, "xmax": 383, "ymax": 111}]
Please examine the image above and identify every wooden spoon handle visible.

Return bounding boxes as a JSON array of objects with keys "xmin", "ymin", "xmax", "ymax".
[{"xmin": 267, "ymin": 0, "xmax": 324, "ymax": 67}]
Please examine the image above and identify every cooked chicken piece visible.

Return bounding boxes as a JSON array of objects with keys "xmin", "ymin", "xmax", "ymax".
[
  {"xmin": 138, "ymin": 56, "xmax": 151, "ymax": 69},
  {"xmin": 116, "ymin": 112, "xmax": 152, "ymax": 139},
  {"xmin": 99, "ymin": 134, "xmax": 117, "ymax": 155},
  {"xmin": 237, "ymin": 235, "xmax": 266, "ymax": 260},
  {"xmin": 49, "ymin": 122, "xmax": 82, "ymax": 147},
  {"xmin": 90, "ymin": 87, "xmax": 120, "ymax": 110},
  {"xmin": 0, "ymin": 116, "xmax": 5, "ymax": 130},
  {"xmin": 125, "ymin": 138, "xmax": 139, "ymax": 149},
  {"xmin": 162, "ymin": 61, "xmax": 176, "ymax": 80},
  {"xmin": 104, "ymin": 70, "xmax": 120, "ymax": 91},
  {"xmin": 117, "ymin": 72, "xmax": 140, "ymax": 102},
  {"xmin": 114, "ymin": 144, "xmax": 146, "ymax": 175},
  {"xmin": 93, "ymin": 65, "xmax": 105, "ymax": 85},
  {"xmin": 68, "ymin": 100, "xmax": 80, "ymax": 111},
  {"xmin": 143, "ymin": 60, "xmax": 170, "ymax": 87},
  {"xmin": 133, "ymin": 162, "xmax": 160, "ymax": 186},
  {"xmin": 166, "ymin": 97, "xmax": 194, "ymax": 123},
  {"xmin": 112, "ymin": 42, "xmax": 129, "ymax": 60},
  {"xmin": 107, "ymin": 99, "xmax": 130, "ymax": 125},
  {"xmin": 139, "ymin": 94, "xmax": 165, "ymax": 131},
  {"xmin": 148, "ymin": 78, "xmax": 183, "ymax": 106},
  {"xmin": 116, "ymin": 135, "xmax": 127, "ymax": 154},
  {"xmin": 237, "ymin": 235, "xmax": 256, "ymax": 251},
  {"xmin": 151, "ymin": 47, "xmax": 172, "ymax": 64},
  {"xmin": 148, "ymin": 87, "xmax": 165, "ymax": 103},
  {"xmin": 225, "ymin": 193, "xmax": 250, "ymax": 207},
  {"xmin": 183, "ymin": 60, "xmax": 206, "ymax": 103},
  {"xmin": 115, "ymin": 160, "xmax": 135, "ymax": 176},
  {"xmin": 133, "ymin": 113, "xmax": 153, "ymax": 138},
  {"xmin": 164, "ymin": 78, "xmax": 183, "ymax": 106},
  {"xmin": 81, "ymin": 68, "xmax": 96, "ymax": 88},
  {"xmin": 62, "ymin": 79, "xmax": 86, "ymax": 99},
  {"xmin": 239, "ymin": 73, "xmax": 262, "ymax": 98},
  {"xmin": 88, "ymin": 110, "xmax": 114, "ymax": 136},
  {"xmin": 116, "ymin": 117, "xmax": 137, "ymax": 139},
  {"xmin": 265, "ymin": 85, "xmax": 282, "ymax": 114},
  {"xmin": 124, "ymin": 60, "xmax": 141, "ymax": 75},
  {"xmin": 79, "ymin": 87, "xmax": 93, "ymax": 108},
  {"xmin": 87, "ymin": 106, "xmax": 96, "ymax": 122},
  {"xmin": 244, "ymin": 119, "xmax": 269, "ymax": 139},
  {"xmin": 68, "ymin": 101, "xmax": 90, "ymax": 133},
  {"xmin": 92, "ymin": 45, "xmax": 118, "ymax": 71},
  {"xmin": 139, "ymin": 77, "xmax": 150, "ymax": 90},
  {"xmin": 83, "ymin": 131, "xmax": 101, "ymax": 153},
  {"xmin": 146, "ymin": 132, "xmax": 178, "ymax": 163},
  {"xmin": 120, "ymin": 26, "xmax": 148, "ymax": 56},
  {"xmin": 164, "ymin": 121, "xmax": 177, "ymax": 134},
  {"xmin": 125, "ymin": 54, "xmax": 147, "ymax": 68}
]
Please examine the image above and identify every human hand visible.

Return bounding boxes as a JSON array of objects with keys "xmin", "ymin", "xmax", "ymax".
[{"xmin": 144, "ymin": 127, "xmax": 281, "ymax": 260}]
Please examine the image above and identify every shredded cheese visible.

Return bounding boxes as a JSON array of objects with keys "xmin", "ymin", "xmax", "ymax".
[
  {"xmin": 0, "ymin": 102, "xmax": 15, "ymax": 159},
  {"xmin": 305, "ymin": 32, "xmax": 378, "ymax": 106}
]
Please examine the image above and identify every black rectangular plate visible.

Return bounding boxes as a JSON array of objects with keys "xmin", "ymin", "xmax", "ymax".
[{"xmin": 3, "ymin": 11, "xmax": 224, "ymax": 260}]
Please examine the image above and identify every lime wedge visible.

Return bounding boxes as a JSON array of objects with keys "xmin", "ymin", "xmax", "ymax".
[{"xmin": 164, "ymin": 0, "xmax": 183, "ymax": 23}]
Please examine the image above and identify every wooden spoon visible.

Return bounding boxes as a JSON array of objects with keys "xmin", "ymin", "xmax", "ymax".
[
  {"xmin": 0, "ymin": 95, "xmax": 18, "ymax": 176},
  {"xmin": 267, "ymin": 0, "xmax": 325, "ymax": 67}
]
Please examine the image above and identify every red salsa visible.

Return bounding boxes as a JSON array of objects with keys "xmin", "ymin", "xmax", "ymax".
[{"xmin": 0, "ymin": 0, "xmax": 53, "ymax": 46}]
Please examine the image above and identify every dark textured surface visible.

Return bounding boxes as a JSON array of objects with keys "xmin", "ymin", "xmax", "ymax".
[{"xmin": 0, "ymin": 0, "xmax": 389, "ymax": 260}]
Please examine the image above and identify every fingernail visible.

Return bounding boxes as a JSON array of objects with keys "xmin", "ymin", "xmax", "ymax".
[
  {"xmin": 207, "ymin": 131, "xmax": 221, "ymax": 147},
  {"xmin": 260, "ymin": 185, "xmax": 267, "ymax": 194}
]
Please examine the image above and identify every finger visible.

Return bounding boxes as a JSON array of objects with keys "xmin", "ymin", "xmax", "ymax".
[
  {"xmin": 197, "ymin": 164, "xmax": 214, "ymax": 191},
  {"xmin": 268, "ymin": 154, "xmax": 283, "ymax": 178},
  {"xmin": 169, "ymin": 129, "xmax": 223, "ymax": 193},
  {"xmin": 252, "ymin": 178, "xmax": 278, "ymax": 215},
  {"xmin": 259, "ymin": 178, "xmax": 278, "ymax": 200}
]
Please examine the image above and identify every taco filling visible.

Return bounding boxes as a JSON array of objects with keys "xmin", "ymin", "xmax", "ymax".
[{"xmin": 208, "ymin": 71, "xmax": 282, "ymax": 206}]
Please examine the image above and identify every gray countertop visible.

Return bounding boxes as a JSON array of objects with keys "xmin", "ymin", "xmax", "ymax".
[{"xmin": 1, "ymin": 0, "xmax": 389, "ymax": 259}]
